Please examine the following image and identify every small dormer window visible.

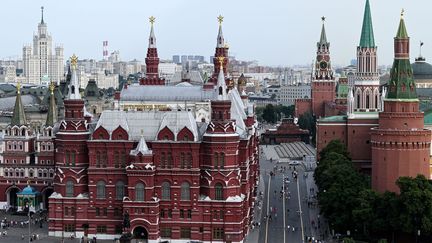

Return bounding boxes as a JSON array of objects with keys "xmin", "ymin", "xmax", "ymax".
[
  {"xmin": 218, "ymin": 86, "xmax": 223, "ymax": 95},
  {"xmin": 71, "ymin": 85, "xmax": 75, "ymax": 94}
]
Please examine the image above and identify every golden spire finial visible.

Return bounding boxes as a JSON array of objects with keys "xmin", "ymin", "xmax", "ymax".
[
  {"xmin": 321, "ymin": 16, "xmax": 326, "ymax": 22},
  {"xmin": 217, "ymin": 56, "xmax": 225, "ymax": 69},
  {"xmin": 401, "ymin": 9, "xmax": 405, "ymax": 19},
  {"xmin": 217, "ymin": 15, "xmax": 224, "ymax": 26},
  {"xmin": 149, "ymin": 16, "xmax": 155, "ymax": 26},
  {"xmin": 70, "ymin": 54, "xmax": 78, "ymax": 70},
  {"xmin": 49, "ymin": 81, "xmax": 55, "ymax": 95},
  {"xmin": 16, "ymin": 81, "xmax": 21, "ymax": 95}
]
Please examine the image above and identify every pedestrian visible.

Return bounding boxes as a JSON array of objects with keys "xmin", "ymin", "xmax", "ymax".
[
  {"xmin": 21, "ymin": 234, "xmax": 24, "ymax": 240},
  {"xmin": 287, "ymin": 225, "xmax": 290, "ymax": 230},
  {"xmin": 292, "ymin": 227, "xmax": 295, "ymax": 232}
]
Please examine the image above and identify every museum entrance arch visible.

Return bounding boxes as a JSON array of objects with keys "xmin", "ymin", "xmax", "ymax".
[
  {"xmin": 133, "ymin": 226, "xmax": 148, "ymax": 242},
  {"xmin": 7, "ymin": 187, "xmax": 20, "ymax": 211},
  {"xmin": 42, "ymin": 187, "xmax": 54, "ymax": 210}
]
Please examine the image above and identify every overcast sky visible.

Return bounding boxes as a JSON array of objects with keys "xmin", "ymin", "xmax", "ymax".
[{"xmin": 1, "ymin": 0, "xmax": 430, "ymax": 66}]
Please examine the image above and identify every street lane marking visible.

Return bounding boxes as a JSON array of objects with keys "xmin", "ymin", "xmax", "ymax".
[
  {"xmin": 265, "ymin": 174, "xmax": 271, "ymax": 243},
  {"xmin": 297, "ymin": 174, "xmax": 305, "ymax": 242},
  {"xmin": 283, "ymin": 174, "xmax": 286, "ymax": 243}
]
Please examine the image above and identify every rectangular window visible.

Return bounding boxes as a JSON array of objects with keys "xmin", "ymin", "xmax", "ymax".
[
  {"xmin": 64, "ymin": 207, "xmax": 69, "ymax": 216},
  {"xmin": 219, "ymin": 210, "xmax": 224, "ymax": 220},
  {"xmin": 180, "ymin": 227, "xmax": 191, "ymax": 239},
  {"xmin": 96, "ymin": 225, "xmax": 107, "ymax": 233},
  {"xmin": 168, "ymin": 209, "xmax": 172, "ymax": 218},
  {"xmin": 114, "ymin": 208, "xmax": 120, "ymax": 217},
  {"xmin": 180, "ymin": 209, "xmax": 184, "ymax": 218},
  {"xmin": 187, "ymin": 209, "xmax": 192, "ymax": 219},
  {"xmin": 161, "ymin": 227, "xmax": 172, "ymax": 238},
  {"xmin": 213, "ymin": 227, "xmax": 224, "ymax": 240},
  {"xmin": 64, "ymin": 224, "xmax": 75, "ymax": 232},
  {"xmin": 160, "ymin": 209, "xmax": 165, "ymax": 218},
  {"xmin": 95, "ymin": 207, "xmax": 100, "ymax": 216},
  {"xmin": 71, "ymin": 207, "xmax": 76, "ymax": 216},
  {"xmin": 103, "ymin": 207, "xmax": 108, "ymax": 216}
]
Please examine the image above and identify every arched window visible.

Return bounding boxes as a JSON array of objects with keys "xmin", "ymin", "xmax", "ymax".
[
  {"xmin": 167, "ymin": 152, "xmax": 173, "ymax": 168},
  {"xmin": 115, "ymin": 181, "xmax": 125, "ymax": 200},
  {"xmin": 71, "ymin": 151, "xmax": 76, "ymax": 166},
  {"xmin": 161, "ymin": 182, "xmax": 171, "ymax": 200},
  {"xmin": 220, "ymin": 153, "xmax": 225, "ymax": 169},
  {"xmin": 181, "ymin": 182, "xmax": 190, "ymax": 201},
  {"xmin": 66, "ymin": 180, "xmax": 74, "ymax": 197},
  {"xmin": 357, "ymin": 94, "xmax": 360, "ymax": 109},
  {"xmin": 215, "ymin": 183, "xmax": 223, "ymax": 200},
  {"xmin": 186, "ymin": 153, "xmax": 192, "ymax": 169},
  {"xmin": 114, "ymin": 152, "xmax": 119, "ymax": 168},
  {"xmin": 180, "ymin": 152, "xmax": 185, "ymax": 168},
  {"xmin": 65, "ymin": 150, "xmax": 70, "ymax": 166},
  {"xmin": 160, "ymin": 152, "xmax": 166, "ymax": 168},
  {"xmin": 101, "ymin": 151, "xmax": 107, "ymax": 168},
  {"xmin": 96, "ymin": 151, "xmax": 101, "ymax": 168},
  {"xmin": 135, "ymin": 183, "xmax": 145, "ymax": 201},
  {"xmin": 214, "ymin": 152, "xmax": 219, "ymax": 168},
  {"xmin": 96, "ymin": 181, "xmax": 106, "ymax": 199},
  {"xmin": 366, "ymin": 94, "xmax": 370, "ymax": 109}
]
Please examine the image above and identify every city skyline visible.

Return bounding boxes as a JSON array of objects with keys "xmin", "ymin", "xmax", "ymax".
[{"xmin": 1, "ymin": 0, "xmax": 431, "ymax": 66}]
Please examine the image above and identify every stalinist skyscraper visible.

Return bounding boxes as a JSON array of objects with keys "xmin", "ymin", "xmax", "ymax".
[{"xmin": 23, "ymin": 7, "xmax": 64, "ymax": 85}]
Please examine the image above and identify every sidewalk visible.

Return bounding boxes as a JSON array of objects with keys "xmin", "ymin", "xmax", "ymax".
[{"xmin": 245, "ymin": 173, "xmax": 266, "ymax": 243}]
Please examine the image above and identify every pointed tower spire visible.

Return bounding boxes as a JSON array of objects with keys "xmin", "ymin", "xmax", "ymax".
[
  {"xmin": 387, "ymin": 9, "xmax": 416, "ymax": 100},
  {"xmin": 319, "ymin": 16, "xmax": 328, "ymax": 45},
  {"xmin": 67, "ymin": 54, "xmax": 81, "ymax": 100},
  {"xmin": 396, "ymin": 9, "xmax": 408, "ymax": 38},
  {"xmin": 217, "ymin": 15, "xmax": 225, "ymax": 48},
  {"xmin": 359, "ymin": 0, "xmax": 375, "ymax": 47},
  {"xmin": 45, "ymin": 82, "xmax": 57, "ymax": 127},
  {"xmin": 131, "ymin": 131, "xmax": 152, "ymax": 156},
  {"xmin": 148, "ymin": 16, "xmax": 156, "ymax": 48},
  {"xmin": 11, "ymin": 82, "xmax": 27, "ymax": 126},
  {"xmin": 216, "ymin": 57, "xmax": 228, "ymax": 100},
  {"xmin": 41, "ymin": 6, "xmax": 44, "ymax": 24}
]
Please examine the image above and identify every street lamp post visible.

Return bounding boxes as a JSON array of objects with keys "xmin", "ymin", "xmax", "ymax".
[{"xmin": 28, "ymin": 209, "xmax": 31, "ymax": 243}]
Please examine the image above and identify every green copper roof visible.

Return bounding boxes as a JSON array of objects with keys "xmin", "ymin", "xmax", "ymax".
[
  {"xmin": 359, "ymin": 0, "xmax": 376, "ymax": 48},
  {"xmin": 319, "ymin": 115, "xmax": 347, "ymax": 122},
  {"xmin": 387, "ymin": 17, "xmax": 417, "ymax": 100},
  {"xmin": 424, "ymin": 109, "xmax": 432, "ymax": 125},
  {"xmin": 396, "ymin": 17, "xmax": 408, "ymax": 38},
  {"xmin": 319, "ymin": 22, "xmax": 327, "ymax": 45},
  {"xmin": 11, "ymin": 89, "xmax": 27, "ymax": 126},
  {"xmin": 337, "ymin": 83, "xmax": 349, "ymax": 98},
  {"xmin": 45, "ymin": 89, "xmax": 57, "ymax": 127}
]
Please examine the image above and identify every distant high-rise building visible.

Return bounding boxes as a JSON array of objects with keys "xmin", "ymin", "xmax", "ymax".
[
  {"xmin": 22, "ymin": 7, "xmax": 64, "ymax": 85},
  {"xmin": 172, "ymin": 55, "xmax": 180, "ymax": 64}
]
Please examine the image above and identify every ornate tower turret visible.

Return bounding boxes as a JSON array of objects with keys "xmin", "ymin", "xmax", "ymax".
[
  {"xmin": 201, "ymin": 57, "xmax": 241, "ymax": 201},
  {"xmin": 45, "ymin": 82, "xmax": 57, "ymax": 127},
  {"xmin": 140, "ymin": 16, "xmax": 165, "ymax": 85},
  {"xmin": 354, "ymin": 0, "xmax": 380, "ymax": 112},
  {"xmin": 53, "ymin": 55, "xmax": 90, "ymax": 197},
  {"xmin": 11, "ymin": 82, "xmax": 27, "ymax": 126},
  {"xmin": 310, "ymin": 17, "xmax": 336, "ymax": 118},
  {"xmin": 207, "ymin": 15, "xmax": 232, "ymax": 87},
  {"xmin": 371, "ymin": 11, "xmax": 431, "ymax": 193}
]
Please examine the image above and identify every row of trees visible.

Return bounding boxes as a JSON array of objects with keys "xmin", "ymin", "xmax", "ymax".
[
  {"xmin": 315, "ymin": 140, "xmax": 432, "ymax": 242},
  {"xmin": 256, "ymin": 104, "xmax": 295, "ymax": 123}
]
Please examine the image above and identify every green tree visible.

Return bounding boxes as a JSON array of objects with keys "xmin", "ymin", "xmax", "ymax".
[
  {"xmin": 397, "ymin": 175, "xmax": 432, "ymax": 235},
  {"xmin": 319, "ymin": 139, "xmax": 350, "ymax": 161},
  {"xmin": 262, "ymin": 104, "xmax": 277, "ymax": 123},
  {"xmin": 298, "ymin": 111, "xmax": 316, "ymax": 144}
]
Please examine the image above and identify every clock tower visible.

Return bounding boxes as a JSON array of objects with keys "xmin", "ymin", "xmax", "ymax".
[{"xmin": 311, "ymin": 17, "xmax": 336, "ymax": 118}]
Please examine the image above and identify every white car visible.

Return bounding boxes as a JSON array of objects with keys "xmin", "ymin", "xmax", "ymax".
[{"xmin": 289, "ymin": 161, "xmax": 300, "ymax": 165}]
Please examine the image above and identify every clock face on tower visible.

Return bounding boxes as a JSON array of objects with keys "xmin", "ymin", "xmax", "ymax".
[{"xmin": 320, "ymin": 61, "xmax": 328, "ymax": 70}]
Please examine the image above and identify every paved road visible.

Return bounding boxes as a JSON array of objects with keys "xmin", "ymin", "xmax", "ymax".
[{"xmin": 246, "ymin": 145, "xmax": 327, "ymax": 243}]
